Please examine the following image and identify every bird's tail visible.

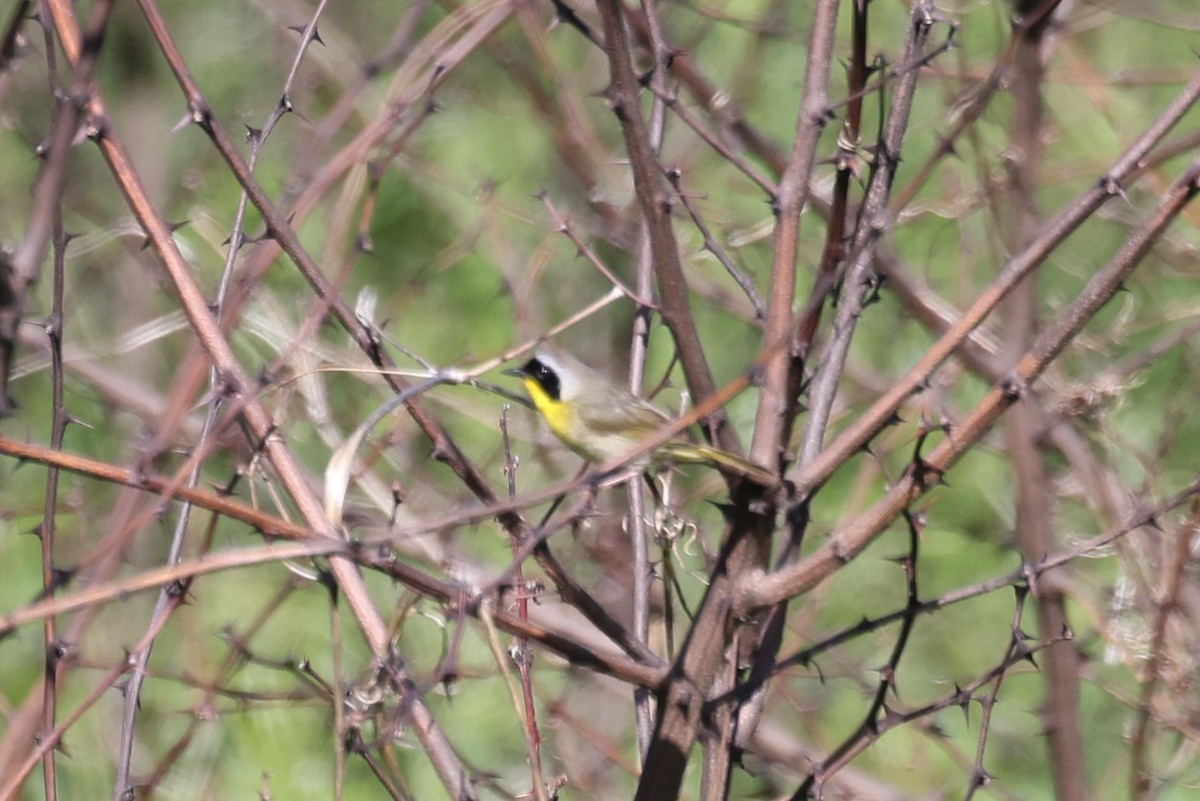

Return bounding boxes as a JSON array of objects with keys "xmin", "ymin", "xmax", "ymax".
[{"xmin": 659, "ymin": 442, "xmax": 778, "ymax": 486}]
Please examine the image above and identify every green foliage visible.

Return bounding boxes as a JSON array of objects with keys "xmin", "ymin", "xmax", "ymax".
[{"xmin": 3, "ymin": 1, "xmax": 1200, "ymax": 799}]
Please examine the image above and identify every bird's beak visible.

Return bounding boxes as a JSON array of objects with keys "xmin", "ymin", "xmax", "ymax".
[{"xmin": 502, "ymin": 367, "xmax": 526, "ymax": 379}]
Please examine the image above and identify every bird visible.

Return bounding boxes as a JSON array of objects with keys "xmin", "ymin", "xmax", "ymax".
[{"xmin": 506, "ymin": 347, "xmax": 776, "ymax": 485}]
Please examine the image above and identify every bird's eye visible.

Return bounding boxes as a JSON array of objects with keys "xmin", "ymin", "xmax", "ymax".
[{"xmin": 526, "ymin": 358, "xmax": 560, "ymax": 400}]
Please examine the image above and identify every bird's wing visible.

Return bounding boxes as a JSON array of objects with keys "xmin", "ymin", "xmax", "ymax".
[{"xmin": 575, "ymin": 386, "xmax": 670, "ymax": 438}]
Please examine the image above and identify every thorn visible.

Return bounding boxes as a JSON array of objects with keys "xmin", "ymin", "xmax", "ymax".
[
  {"xmin": 1013, "ymin": 575, "xmax": 1031, "ymax": 603},
  {"xmin": 73, "ymin": 116, "xmax": 104, "ymax": 145},
  {"xmin": 48, "ymin": 638, "xmax": 76, "ymax": 664},
  {"xmin": 190, "ymin": 98, "xmax": 212, "ymax": 126},
  {"xmin": 216, "ymin": 465, "xmax": 245, "ymax": 497},
  {"xmin": 909, "ymin": 457, "xmax": 945, "ymax": 490},
  {"xmin": 862, "ymin": 272, "xmax": 886, "ymax": 306},
  {"xmin": 51, "ymin": 567, "xmax": 74, "ymax": 590},
  {"xmin": 955, "ymin": 683, "xmax": 971, "ymax": 725},
  {"xmin": 171, "ymin": 110, "xmax": 194, "ymax": 135},
  {"xmin": 42, "ymin": 311, "xmax": 63, "ymax": 341},
  {"xmin": 969, "ymin": 768, "xmax": 993, "ymax": 792},
  {"xmin": 907, "ymin": 507, "xmax": 928, "ymax": 531},
  {"xmin": 877, "ymin": 663, "xmax": 897, "ymax": 690},
  {"xmin": 1098, "ymin": 173, "xmax": 1124, "ymax": 199},
  {"xmin": 286, "ymin": 23, "xmax": 325, "ymax": 45},
  {"xmin": 1016, "ymin": 641, "xmax": 1038, "ymax": 668},
  {"xmin": 429, "ymin": 443, "xmax": 453, "ymax": 464},
  {"xmin": 140, "ymin": 220, "xmax": 189, "ymax": 250}
]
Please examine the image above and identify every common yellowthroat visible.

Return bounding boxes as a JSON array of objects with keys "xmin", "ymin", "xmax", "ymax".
[{"xmin": 507, "ymin": 348, "xmax": 776, "ymax": 485}]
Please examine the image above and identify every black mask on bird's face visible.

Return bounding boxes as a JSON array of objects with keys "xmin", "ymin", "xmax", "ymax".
[{"xmin": 512, "ymin": 357, "xmax": 561, "ymax": 400}]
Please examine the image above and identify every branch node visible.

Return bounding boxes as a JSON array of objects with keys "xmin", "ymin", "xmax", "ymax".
[{"xmin": 187, "ymin": 98, "xmax": 213, "ymax": 130}]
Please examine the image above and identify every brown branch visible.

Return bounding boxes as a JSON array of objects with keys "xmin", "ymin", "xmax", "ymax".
[
  {"xmin": 746, "ymin": 154, "xmax": 1200, "ymax": 612},
  {"xmin": 595, "ymin": 0, "xmax": 733, "ymax": 453},
  {"xmin": 626, "ymin": 2, "xmax": 842, "ymax": 794},
  {"xmin": 0, "ymin": 433, "xmax": 669, "ymax": 688},
  {"xmin": 791, "ymin": 0, "xmax": 937, "ymax": 514},
  {"xmin": 785, "ymin": 68, "xmax": 1200, "ymax": 501},
  {"xmin": 1130, "ymin": 496, "xmax": 1200, "ymax": 797},
  {"xmin": 39, "ymin": 0, "xmax": 476, "ymax": 793},
  {"xmin": 999, "ymin": 3, "xmax": 1085, "ymax": 799},
  {"xmin": 0, "ymin": 0, "xmax": 113, "ymax": 412},
  {"xmin": 747, "ymin": 0, "xmax": 841, "ymax": 472}
]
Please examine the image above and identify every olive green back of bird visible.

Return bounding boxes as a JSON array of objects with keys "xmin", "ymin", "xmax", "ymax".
[{"xmin": 509, "ymin": 348, "xmax": 776, "ymax": 485}]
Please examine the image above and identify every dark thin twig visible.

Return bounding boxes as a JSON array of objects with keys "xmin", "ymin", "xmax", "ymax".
[
  {"xmin": 749, "ymin": 154, "xmax": 1200, "ymax": 611},
  {"xmin": 499, "ymin": 408, "xmax": 550, "ymax": 801},
  {"xmin": 113, "ymin": 4, "xmax": 336, "ymax": 795},
  {"xmin": 1129, "ymin": 496, "xmax": 1200, "ymax": 798},
  {"xmin": 784, "ymin": 67, "xmax": 1200, "ymax": 503},
  {"xmin": 595, "ymin": 0, "xmax": 734, "ymax": 454},
  {"xmin": 795, "ymin": 506, "xmax": 927, "ymax": 798},
  {"xmin": 0, "ymin": 0, "xmax": 33, "ymax": 70},
  {"xmin": 796, "ymin": 599, "xmax": 1068, "ymax": 800},
  {"xmin": 40, "ymin": 1, "xmax": 478, "ymax": 794},
  {"xmin": 713, "ymin": 473, "xmax": 1200, "ymax": 706},
  {"xmin": 735, "ymin": 0, "xmax": 875, "ymax": 745},
  {"xmin": 138, "ymin": 582, "xmax": 303, "ymax": 796},
  {"xmin": 999, "ymin": 4, "xmax": 1085, "ymax": 798},
  {"xmin": 626, "ymin": 0, "xmax": 672, "ymax": 762},
  {"xmin": 667, "ymin": 168, "xmax": 766, "ymax": 320},
  {"xmin": 647, "ymin": 81, "xmax": 779, "ymax": 196},
  {"xmin": 536, "ymin": 191, "xmax": 650, "ymax": 305},
  {"xmin": 0, "ymin": 0, "xmax": 110, "ymax": 412},
  {"xmin": 962, "ymin": 587, "xmax": 1036, "ymax": 800},
  {"xmin": 628, "ymin": 0, "xmax": 842, "ymax": 795},
  {"xmin": 794, "ymin": 1, "xmax": 935, "ymax": 476},
  {"xmin": 0, "ymin": 596, "xmax": 179, "ymax": 800},
  {"xmin": 134, "ymin": 0, "xmax": 521, "ymax": 540},
  {"xmin": 36, "ymin": 4, "xmax": 69, "ymax": 796}
]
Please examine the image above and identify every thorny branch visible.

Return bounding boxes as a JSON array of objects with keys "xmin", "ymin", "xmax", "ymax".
[{"xmin": 2, "ymin": 1, "xmax": 1199, "ymax": 799}]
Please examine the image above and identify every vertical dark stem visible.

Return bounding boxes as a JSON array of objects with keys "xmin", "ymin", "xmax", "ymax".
[
  {"xmin": 38, "ymin": 72, "xmax": 68, "ymax": 801},
  {"xmin": 734, "ymin": 0, "xmax": 853, "ymax": 751},
  {"xmin": 1001, "ymin": 3, "xmax": 1086, "ymax": 800},
  {"xmin": 749, "ymin": 0, "xmax": 842, "ymax": 471},
  {"xmin": 594, "ymin": 0, "xmax": 733, "ymax": 452}
]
